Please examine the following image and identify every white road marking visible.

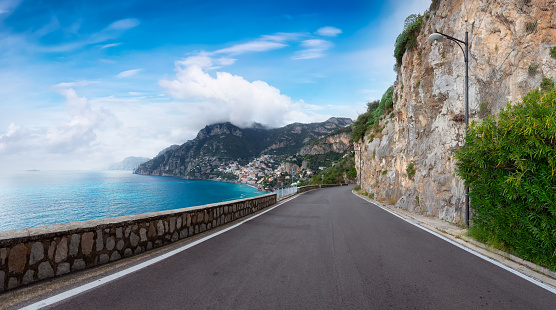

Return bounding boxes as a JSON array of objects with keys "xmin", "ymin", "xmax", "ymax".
[
  {"xmin": 19, "ymin": 195, "xmax": 299, "ymax": 310},
  {"xmin": 354, "ymin": 192, "xmax": 556, "ymax": 295}
]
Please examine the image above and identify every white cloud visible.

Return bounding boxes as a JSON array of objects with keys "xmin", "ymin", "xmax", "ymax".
[
  {"xmin": 108, "ymin": 18, "xmax": 140, "ymax": 30},
  {"xmin": 0, "ymin": 84, "xmax": 119, "ymax": 168},
  {"xmin": 116, "ymin": 68, "xmax": 141, "ymax": 78},
  {"xmin": 54, "ymin": 80, "xmax": 100, "ymax": 88},
  {"xmin": 213, "ymin": 41, "xmax": 286, "ymax": 55},
  {"xmin": 0, "ymin": 0, "xmax": 21, "ymax": 17},
  {"xmin": 101, "ymin": 42, "xmax": 122, "ymax": 49},
  {"xmin": 35, "ymin": 16, "xmax": 61, "ymax": 37},
  {"xmin": 0, "ymin": 123, "xmax": 21, "ymax": 152},
  {"xmin": 212, "ymin": 32, "xmax": 303, "ymax": 56},
  {"xmin": 316, "ymin": 26, "xmax": 342, "ymax": 37},
  {"xmin": 159, "ymin": 55, "xmax": 325, "ymax": 128},
  {"xmin": 39, "ymin": 18, "xmax": 140, "ymax": 53},
  {"xmin": 293, "ymin": 39, "xmax": 333, "ymax": 60},
  {"xmin": 46, "ymin": 87, "xmax": 118, "ymax": 153}
]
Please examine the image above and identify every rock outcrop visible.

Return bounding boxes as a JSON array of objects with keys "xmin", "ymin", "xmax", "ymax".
[
  {"xmin": 356, "ymin": 0, "xmax": 556, "ymax": 224},
  {"xmin": 298, "ymin": 128, "xmax": 352, "ymax": 156}
]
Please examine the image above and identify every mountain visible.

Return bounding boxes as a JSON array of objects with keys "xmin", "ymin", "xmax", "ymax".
[
  {"xmin": 108, "ymin": 156, "xmax": 151, "ymax": 171},
  {"xmin": 298, "ymin": 125, "xmax": 352, "ymax": 156},
  {"xmin": 134, "ymin": 117, "xmax": 352, "ymax": 178}
]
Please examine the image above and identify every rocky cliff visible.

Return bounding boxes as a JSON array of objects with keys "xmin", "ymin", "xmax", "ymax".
[
  {"xmin": 356, "ymin": 0, "xmax": 556, "ymax": 224},
  {"xmin": 298, "ymin": 127, "xmax": 353, "ymax": 156},
  {"xmin": 135, "ymin": 117, "xmax": 352, "ymax": 178}
]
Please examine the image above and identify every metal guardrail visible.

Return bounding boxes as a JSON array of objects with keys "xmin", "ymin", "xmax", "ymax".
[{"xmin": 274, "ymin": 185, "xmax": 298, "ymax": 200}]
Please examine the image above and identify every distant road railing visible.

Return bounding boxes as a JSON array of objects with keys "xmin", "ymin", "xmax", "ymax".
[{"xmin": 274, "ymin": 186, "xmax": 298, "ymax": 200}]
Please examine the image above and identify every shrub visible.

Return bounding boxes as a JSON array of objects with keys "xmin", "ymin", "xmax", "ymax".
[
  {"xmin": 347, "ymin": 166, "xmax": 357, "ymax": 179},
  {"xmin": 540, "ymin": 77, "xmax": 555, "ymax": 92},
  {"xmin": 369, "ymin": 192, "xmax": 375, "ymax": 199},
  {"xmin": 351, "ymin": 110, "xmax": 372, "ymax": 142},
  {"xmin": 354, "ymin": 185, "xmax": 361, "ymax": 191},
  {"xmin": 351, "ymin": 85, "xmax": 394, "ymax": 143},
  {"xmin": 551, "ymin": 46, "xmax": 556, "ymax": 59},
  {"xmin": 406, "ymin": 162, "xmax": 416, "ymax": 180},
  {"xmin": 380, "ymin": 86, "xmax": 395, "ymax": 110},
  {"xmin": 382, "ymin": 169, "xmax": 388, "ymax": 175},
  {"xmin": 394, "ymin": 14, "xmax": 425, "ymax": 67},
  {"xmin": 454, "ymin": 86, "xmax": 556, "ymax": 269},
  {"xmin": 351, "ymin": 100, "xmax": 380, "ymax": 142}
]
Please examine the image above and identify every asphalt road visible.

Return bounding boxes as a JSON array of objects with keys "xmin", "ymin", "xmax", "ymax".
[{"xmin": 33, "ymin": 186, "xmax": 556, "ymax": 309}]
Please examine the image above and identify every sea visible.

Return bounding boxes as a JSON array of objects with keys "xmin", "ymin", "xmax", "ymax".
[{"xmin": 0, "ymin": 170, "xmax": 263, "ymax": 232}]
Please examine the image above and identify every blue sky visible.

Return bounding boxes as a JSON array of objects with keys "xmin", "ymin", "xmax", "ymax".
[{"xmin": 0, "ymin": 0, "xmax": 430, "ymax": 170}]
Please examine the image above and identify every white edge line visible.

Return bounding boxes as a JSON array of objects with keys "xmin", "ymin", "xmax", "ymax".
[
  {"xmin": 353, "ymin": 192, "xmax": 556, "ymax": 295},
  {"xmin": 20, "ymin": 195, "xmax": 299, "ymax": 310}
]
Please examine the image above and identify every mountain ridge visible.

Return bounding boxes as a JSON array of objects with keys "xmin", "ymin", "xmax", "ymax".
[{"xmin": 135, "ymin": 117, "xmax": 352, "ymax": 179}]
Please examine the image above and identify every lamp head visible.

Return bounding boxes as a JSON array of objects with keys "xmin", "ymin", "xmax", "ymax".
[{"xmin": 428, "ymin": 32, "xmax": 445, "ymax": 43}]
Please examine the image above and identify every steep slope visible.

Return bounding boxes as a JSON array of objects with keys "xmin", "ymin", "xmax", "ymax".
[
  {"xmin": 356, "ymin": 0, "xmax": 556, "ymax": 224},
  {"xmin": 298, "ymin": 126, "xmax": 352, "ymax": 156},
  {"xmin": 135, "ymin": 117, "xmax": 352, "ymax": 178}
]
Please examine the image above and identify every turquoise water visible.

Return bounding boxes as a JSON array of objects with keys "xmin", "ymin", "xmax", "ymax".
[{"xmin": 0, "ymin": 171, "xmax": 262, "ymax": 232}]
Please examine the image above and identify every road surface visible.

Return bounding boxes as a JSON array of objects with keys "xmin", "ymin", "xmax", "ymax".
[{"xmin": 22, "ymin": 186, "xmax": 556, "ymax": 309}]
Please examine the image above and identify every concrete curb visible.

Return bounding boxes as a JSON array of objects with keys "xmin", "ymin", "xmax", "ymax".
[{"xmin": 353, "ymin": 190, "xmax": 556, "ymax": 290}]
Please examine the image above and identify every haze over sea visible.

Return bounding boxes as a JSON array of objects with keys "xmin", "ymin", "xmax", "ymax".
[{"xmin": 0, "ymin": 170, "xmax": 262, "ymax": 232}]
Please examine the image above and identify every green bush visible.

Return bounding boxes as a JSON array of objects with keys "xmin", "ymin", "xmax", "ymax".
[
  {"xmin": 347, "ymin": 166, "xmax": 357, "ymax": 179},
  {"xmin": 351, "ymin": 100, "xmax": 379, "ymax": 142},
  {"xmin": 551, "ymin": 46, "xmax": 556, "ymax": 59},
  {"xmin": 309, "ymin": 152, "xmax": 355, "ymax": 185},
  {"xmin": 454, "ymin": 86, "xmax": 556, "ymax": 269},
  {"xmin": 406, "ymin": 162, "xmax": 416, "ymax": 180},
  {"xmin": 394, "ymin": 14, "xmax": 425, "ymax": 67},
  {"xmin": 541, "ymin": 77, "xmax": 555, "ymax": 92}
]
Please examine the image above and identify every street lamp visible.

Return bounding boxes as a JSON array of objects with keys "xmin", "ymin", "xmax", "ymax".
[{"xmin": 427, "ymin": 29, "xmax": 470, "ymax": 227}]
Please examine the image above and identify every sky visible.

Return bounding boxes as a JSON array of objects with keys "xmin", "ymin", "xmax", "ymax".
[{"xmin": 0, "ymin": 0, "xmax": 431, "ymax": 170}]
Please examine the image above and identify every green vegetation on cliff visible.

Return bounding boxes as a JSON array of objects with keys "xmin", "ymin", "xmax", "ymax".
[
  {"xmin": 394, "ymin": 13, "xmax": 426, "ymax": 68},
  {"xmin": 455, "ymin": 84, "xmax": 556, "ymax": 269},
  {"xmin": 310, "ymin": 152, "xmax": 356, "ymax": 185},
  {"xmin": 351, "ymin": 85, "xmax": 394, "ymax": 142}
]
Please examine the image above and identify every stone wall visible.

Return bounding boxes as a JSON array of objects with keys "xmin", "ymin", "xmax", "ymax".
[{"xmin": 0, "ymin": 194, "xmax": 276, "ymax": 292}]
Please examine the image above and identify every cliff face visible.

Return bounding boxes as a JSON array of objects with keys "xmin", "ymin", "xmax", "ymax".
[
  {"xmin": 298, "ymin": 129, "xmax": 352, "ymax": 156},
  {"xmin": 356, "ymin": 0, "xmax": 556, "ymax": 224}
]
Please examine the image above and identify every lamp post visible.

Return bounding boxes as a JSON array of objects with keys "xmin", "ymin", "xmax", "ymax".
[{"xmin": 428, "ymin": 29, "xmax": 470, "ymax": 227}]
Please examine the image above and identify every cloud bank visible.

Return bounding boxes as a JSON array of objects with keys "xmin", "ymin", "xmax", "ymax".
[{"xmin": 160, "ymin": 55, "xmax": 322, "ymax": 128}]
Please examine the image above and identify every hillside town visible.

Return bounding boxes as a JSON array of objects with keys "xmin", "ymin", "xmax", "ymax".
[{"xmin": 215, "ymin": 155, "xmax": 314, "ymax": 190}]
